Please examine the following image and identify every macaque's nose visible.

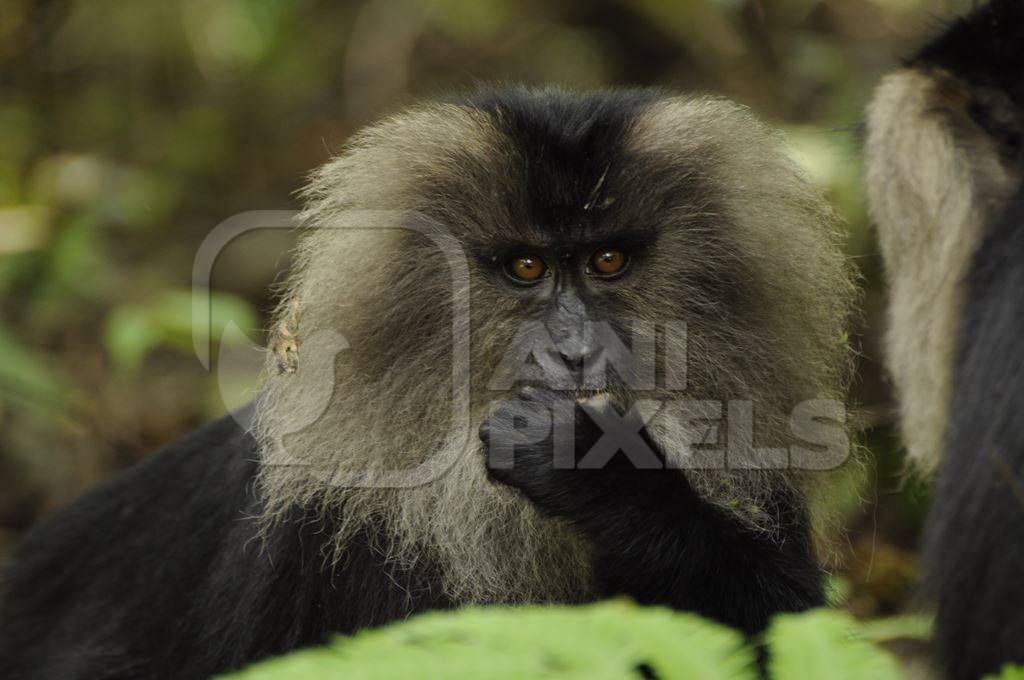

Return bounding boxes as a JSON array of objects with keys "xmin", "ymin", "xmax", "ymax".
[
  {"xmin": 547, "ymin": 289, "xmax": 599, "ymax": 371},
  {"xmin": 554, "ymin": 328, "xmax": 600, "ymax": 370}
]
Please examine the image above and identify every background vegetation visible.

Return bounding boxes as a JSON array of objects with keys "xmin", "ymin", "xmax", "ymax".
[{"xmin": 0, "ymin": 0, "xmax": 969, "ymax": 646}]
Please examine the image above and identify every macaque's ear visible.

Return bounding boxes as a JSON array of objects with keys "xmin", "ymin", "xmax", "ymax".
[{"xmin": 864, "ymin": 61, "xmax": 1022, "ymax": 471}]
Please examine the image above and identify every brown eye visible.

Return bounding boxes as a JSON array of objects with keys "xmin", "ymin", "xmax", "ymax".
[
  {"xmin": 590, "ymin": 248, "xmax": 627, "ymax": 276},
  {"xmin": 506, "ymin": 254, "xmax": 547, "ymax": 283}
]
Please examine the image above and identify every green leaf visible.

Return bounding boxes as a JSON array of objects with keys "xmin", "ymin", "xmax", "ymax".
[
  {"xmin": 44, "ymin": 214, "xmax": 110, "ymax": 300},
  {"xmin": 104, "ymin": 305, "xmax": 162, "ymax": 371},
  {"xmin": 0, "ymin": 323, "xmax": 67, "ymax": 410},
  {"xmin": 104, "ymin": 289, "xmax": 258, "ymax": 371},
  {"xmin": 767, "ymin": 609, "xmax": 902, "ymax": 680},
  {"xmin": 858, "ymin": 614, "xmax": 932, "ymax": 643},
  {"xmin": 151, "ymin": 288, "xmax": 259, "ymax": 355},
  {"xmin": 224, "ymin": 601, "xmax": 757, "ymax": 680},
  {"xmin": 986, "ymin": 665, "xmax": 1024, "ymax": 680}
]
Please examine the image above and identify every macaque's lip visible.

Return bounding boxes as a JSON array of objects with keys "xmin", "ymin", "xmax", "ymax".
[
  {"xmin": 570, "ymin": 389, "xmax": 611, "ymax": 403},
  {"xmin": 511, "ymin": 382, "xmax": 613, "ymax": 400},
  {"xmin": 539, "ymin": 386, "xmax": 617, "ymax": 404}
]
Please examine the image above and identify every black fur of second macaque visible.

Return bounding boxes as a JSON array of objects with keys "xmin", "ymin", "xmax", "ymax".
[
  {"xmin": 0, "ymin": 413, "xmax": 453, "ymax": 679},
  {"xmin": 914, "ymin": 0, "xmax": 1024, "ymax": 109},
  {"xmin": 912, "ymin": 5, "xmax": 1024, "ymax": 678},
  {"xmin": 925, "ymin": 187, "xmax": 1024, "ymax": 680},
  {"xmin": 914, "ymin": 0, "xmax": 1024, "ymax": 162},
  {"xmin": 479, "ymin": 387, "xmax": 824, "ymax": 635}
]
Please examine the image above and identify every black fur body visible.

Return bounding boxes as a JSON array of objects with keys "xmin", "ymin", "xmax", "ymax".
[
  {"xmin": 0, "ymin": 412, "xmax": 453, "ymax": 679},
  {"xmin": 0, "ymin": 397, "xmax": 822, "ymax": 679}
]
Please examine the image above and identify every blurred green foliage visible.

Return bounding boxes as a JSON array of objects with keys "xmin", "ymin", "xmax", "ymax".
[
  {"xmin": 0, "ymin": 0, "xmax": 970, "ymax": 625},
  {"xmin": 225, "ymin": 602, "xmax": 920, "ymax": 680}
]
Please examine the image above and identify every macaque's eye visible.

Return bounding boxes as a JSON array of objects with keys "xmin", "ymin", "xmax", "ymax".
[
  {"xmin": 589, "ymin": 248, "xmax": 628, "ymax": 277},
  {"xmin": 505, "ymin": 254, "xmax": 548, "ymax": 283}
]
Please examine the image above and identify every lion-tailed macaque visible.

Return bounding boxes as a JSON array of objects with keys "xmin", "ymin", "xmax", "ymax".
[
  {"xmin": 0, "ymin": 87, "xmax": 856, "ymax": 679},
  {"xmin": 866, "ymin": 1, "xmax": 1024, "ymax": 677}
]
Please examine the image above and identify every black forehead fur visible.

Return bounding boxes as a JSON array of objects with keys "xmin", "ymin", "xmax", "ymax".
[{"xmin": 450, "ymin": 86, "xmax": 667, "ymax": 239}]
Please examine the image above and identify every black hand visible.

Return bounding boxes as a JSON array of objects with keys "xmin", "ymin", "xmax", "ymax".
[{"xmin": 477, "ymin": 385, "xmax": 684, "ymax": 519}]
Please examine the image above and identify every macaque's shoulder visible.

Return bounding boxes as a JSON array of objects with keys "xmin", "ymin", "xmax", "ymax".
[{"xmin": 0, "ymin": 411, "xmax": 261, "ymax": 671}]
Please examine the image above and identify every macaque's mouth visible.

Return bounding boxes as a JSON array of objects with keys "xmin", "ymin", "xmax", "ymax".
[
  {"xmin": 518, "ymin": 384, "xmax": 621, "ymax": 406},
  {"xmin": 567, "ymin": 389, "xmax": 612, "ymax": 402},
  {"xmin": 511, "ymin": 382, "xmax": 614, "ymax": 399}
]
